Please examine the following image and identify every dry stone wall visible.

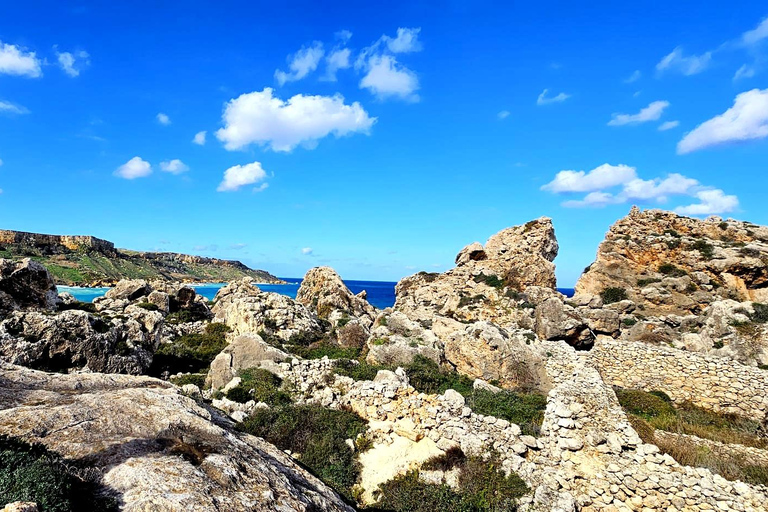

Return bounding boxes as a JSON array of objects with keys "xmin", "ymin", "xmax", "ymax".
[{"xmin": 590, "ymin": 337, "xmax": 768, "ymax": 421}]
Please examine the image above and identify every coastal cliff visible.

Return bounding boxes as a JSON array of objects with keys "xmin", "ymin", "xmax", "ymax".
[{"xmin": 0, "ymin": 229, "xmax": 283, "ymax": 286}]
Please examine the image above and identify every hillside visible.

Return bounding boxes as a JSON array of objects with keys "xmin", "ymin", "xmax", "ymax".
[{"xmin": 0, "ymin": 229, "xmax": 283, "ymax": 286}]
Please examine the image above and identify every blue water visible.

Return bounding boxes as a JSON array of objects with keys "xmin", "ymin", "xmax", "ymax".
[{"xmin": 59, "ymin": 281, "xmax": 574, "ymax": 308}]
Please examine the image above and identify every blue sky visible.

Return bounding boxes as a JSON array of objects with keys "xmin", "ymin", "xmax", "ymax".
[{"xmin": 1, "ymin": 2, "xmax": 767, "ymax": 285}]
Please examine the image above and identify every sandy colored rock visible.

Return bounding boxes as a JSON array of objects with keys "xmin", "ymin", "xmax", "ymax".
[
  {"xmin": 206, "ymin": 333, "xmax": 289, "ymax": 389},
  {"xmin": 296, "ymin": 266, "xmax": 377, "ymax": 328}
]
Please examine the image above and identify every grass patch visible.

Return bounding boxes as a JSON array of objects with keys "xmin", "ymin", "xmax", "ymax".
[
  {"xmin": 405, "ymin": 355, "xmax": 474, "ymax": 395},
  {"xmin": 334, "ymin": 360, "xmax": 390, "ymax": 381},
  {"xmin": 225, "ymin": 367, "xmax": 292, "ymax": 406},
  {"xmin": 0, "ymin": 435, "xmax": 118, "ymax": 512},
  {"xmin": 372, "ymin": 452, "xmax": 528, "ymax": 511},
  {"xmin": 58, "ymin": 301, "xmax": 97, "ymax": 313},
  {"xmin": 150, "ymin": 322, "xmax": 230, "ymax": 376},
  {"xmin": 239, "ymin": 404, "xmax": 367, "ymax": 499},
  {"xmin": 473, "ymin": 273, "xmax": 504, "ymax": 290},
  {"xmin": 466, "ymin": 389, "xmax": 546, "ymax": 437},
  {"xmin": 600, "ymin": 287, "xmax": 627, "ymax": 304},
  {"xmin": 169, "ymin": 373, "xmax": 207, "ymax": 389}
]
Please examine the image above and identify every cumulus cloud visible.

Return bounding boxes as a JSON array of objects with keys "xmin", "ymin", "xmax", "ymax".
[
  {"xmin": 323, "ymin": 47, "xmax": 351, "ymax": 81},
  {"xmin": 216, "ymin": 87, "xmax": 375, "ymax": 152},
  {"xmin": 734, "ymin": 64, "xmax": 756, "ymax": 81},
  {"xmin": 384, "ymin": 27, "xmax": 422, "ymax": 53},
  {"xmin": 0, "ymin": 101, "xmax": 29, "ymax": 115},
  {"xmin": 359, "ymin": 54, "xmax": 419, "ymax": 101},
  {"xmin": 156, "ymin": 113, "xmax": 171, "ymax": 125},
  {"xmin": 301, "ymin": 247, "xmax": 313, "ymax": 255},
  {"xmin": 624, "ymin": 70, "xmax": 641, "ymax": 83},
  {"xmin": 677, "ymin": 88, "xmax": 768, "ymax": 154},
  {"xmin": 537, "ymin": 89, "xmax": 570, "ymax": 105},
  {"xmin": 675, "ymin": 189, "xmax": 740, "ymax": 215},
  {"xmin": 659, "ymin": 120, "xmax": 680, "ymax": 131},
  {"xmin": 217, "ymin": 161, "xmax": 268, "ymax": 192},
  {"xmin": 741, "ymin": 18, "xmax": 768, "ymax": 46},
  {"xmin": 114, "ymin": 157, "xmax": 152, "ymax": 179},
  {"xmin": 497, "ymin": 110, "xmax": 510, "ymax": 120},
  {"xmin": 193, "ymin": 131, "xmax": 206, "ymax": 145},
  {"xmin": 656, "ymin": 47, "xmax": 712, "ymax": 76},
  {"xmin": 0, "ymin": 41, "xmax": 42, "ymax": 77},
  {"xmin": 275, "ymin": 42, "xmax": 324, "ymax": 85},
  {"xmin": 159, "ymin": 159, "xmax": 189, "ymax": 174},
  {"xmin": 541, "ymin": 164, "xmax": 638, "ymax": 193},
  {"xmin": 55, "ymin": 48, "xmax": 90, "ymax": 77},
  {"xmin": 608, "ymin": 101, "xmax": 670, "ymax": 126},
  {"xmin": 542, "ymin": 163, "xmax": 738, "ymax": 215}
]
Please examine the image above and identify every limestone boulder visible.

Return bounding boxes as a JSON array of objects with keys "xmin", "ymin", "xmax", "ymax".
[
  {"xmin": 105, "ymin": 279, "xmax": 151, "ymax": 301},
  {"xmin": 207, "ymin": 333, "xmax": 289, "ymax": 389},
  {"xmin": 296, "ymin": 266, "xmax": 377, "ymax": 329},
  {"xmin": 0, "ymin": 258, "xmax": 58, "ymax": 313}
]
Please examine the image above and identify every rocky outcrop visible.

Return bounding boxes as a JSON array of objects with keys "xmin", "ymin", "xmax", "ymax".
[
  {"xmin": 576, "ymin": 206, "xmax": 768, "ymax": 314},
  {"xmin": 296, "ymin": 267, "xmax": 377, "ymax": 329},
  {"xmin": 0, "ymin": 258, "xmax": 58, "ymax": 313},
  {"xmin": 365, "ymin": 310, "xmax": 444, "ymax": 366},
  {"xmin": 212, "ymin": 278, "xmax": 324, "ymax": 342},
  {"xmin": 0, "ymin": 362, "xmax": 354, "ymax": 511},
  {"xmin": 206, "ymin": 333, "xmax": 289, "ymax": 389}
]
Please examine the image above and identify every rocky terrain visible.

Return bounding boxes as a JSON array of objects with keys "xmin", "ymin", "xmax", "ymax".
[
  {"xmin": 1, "ymin": 206, "xmax": 768, "ymax": 512},
  {"xmin": 0, "ymin": 229, "xmax": 283, "ymax": 286}
]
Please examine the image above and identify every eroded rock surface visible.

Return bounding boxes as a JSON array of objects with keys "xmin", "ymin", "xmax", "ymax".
[{"xmin": 296, "ymin": 266, "xmax": 377, "ymax": 329}]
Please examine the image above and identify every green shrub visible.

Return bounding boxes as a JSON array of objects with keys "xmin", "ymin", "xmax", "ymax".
[
  {"xmin": 473, "ymin": 273, "xmax": 504, "ymax": 289},
  {"xmin": 169, "ymin": 373, "xmax": 207, "ymax": 388},
  {"xmin": 615, "ymin": 388, "xmax": 677, "ymax": 422},
  {"xmin": 658, "ymin": 263, "xmax": 687, "ymax": 277},
  {"xmin": 466, "ymin": 389, "xmax": 546, "ymax": 437},
  {"xmin": 406, "ymin": 355, "xmax": 474, "ymax": 395},
  {"xmin": 636, "ymin": 277, "xmax": 661, "ymax": 287},
  {"xmin": 0, "ymin": 435, "xmax": 118, "ymax": 512},
  {"xmin": 58, "ymin": 301, "xmax": 97, "ymax": 313},
  {"xmin": 749, "ymin": 303, "xmax": 768, "ymax": 323},
  {"xmin": 165, "ymin": 309, "xmax": 209, "ymax": 324},
  {"xmin": 239, "ymin": 404, "xmax": 367, "ymax": 499},
  {"xmin": 600, "ymin": 287, "xmax": 627, "ymax": 304},
  {"xmin": 287, "ymin": 340, "xmax": 361, "ymax": 360},
  {"xmin": 135, "ymin": 302, "xmax": 159, "ymax": 311},
  {"xmin": 422, "ymin": 446, "xmax": 466, "ymax": 471},
  {"xmin": 150, "ymin": 322, "xmax": 230, "ymax": 376},
  {"xmin": 287, "ymin": 329, "xmax": 323, "ymax": 346},
  {"xmin": 691, "ymin": 240, "xmax": 715, "ymax": 260},
  {"xmin": 225, "ymin": 368, "xmax": 292, "ymax": 406},
  {"xmin": 663, "ymin": 229, "xmax": 681, "ymax": 238},
  {"xmin": 622, "ymin": 317, "xmax": 638, "ymax": 327},
  {"xmin": 718, "ymin": 222, "xmax": 728, "ymax": 230},
  {"xmin": 334, "ymin": 360, "xmax": 392, "ymax": 381},
  {"xmin": 666, "ymin": 239, "xmax": 682, "ymax": 249}
]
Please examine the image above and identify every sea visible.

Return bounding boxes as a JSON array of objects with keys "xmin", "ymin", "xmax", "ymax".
[{"xmin": 58, "ymin": 280, "xmax": 576, "ymax": 309}]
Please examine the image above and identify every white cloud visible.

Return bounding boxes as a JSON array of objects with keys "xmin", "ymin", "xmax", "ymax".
[
  {"xmin": 656, "ymin": 47, "xmax": 712, "ymax": 76},
  {"xmin": 156, "ymin": 113, "xmax": 171, "ymax": 125},
  {"xmin": 675, "ymin": 189, "xmax": 739, "ymax": 215},
  {"xmin": 55, "ymin": 48, "xmax": 90, "ymax": 77},
  {"xmin": 741, "ymin": 18, "xmax": 768, "ymax": 46},
  {"xmin": 359, "ymin": 54, "xmax": 419, "ymax": 101},
  {"xmin": 624, "ymin": 70, "xmax": 641, "ymax": 83},
  {"xmin": 734, "ymin": 64, "xmax": 755, "ymax": 80},
  {"xmin": 230, "ymin": 243, "xmax": 247, "ymax": 250},
  {"xmin": 543, "ymin": 163, "xmax": 738, "ymax": 215},
  {"xmin": 0, "ymin": 41, "xmax": 42, "ymax": 77},
  {"xmin": 497, "ymin": 110, "xmax": 510, "ymax": 120},
  {"xmin": 323, "ymin": 47, "xmax": 351, "ymax": 81},
  {"xmin": 385, "ymin": 27, "xmax": 422, "ymax": 53},
  {"xmin": 536, "ymin": 89, "xmax": 570, "ymax": 105},
  {"xmin": 217, "ymin": 161, "xmax": 268, "ymax": 192},
  {"xmin": 275, "ymin": 42, "xmax": 324, "ymax": 85},
  {"xmin": 301, "ymin": 247, "xmax": 313, "ymax": 255},
  {"xmin": 0, "ymin": 158, "xmax": 3, "ymax": 166},
  {"xmin": 608, "ymin": 100, "xmax": 669, "ymax": 126},
  {"xmin": 541, "ymin": 164, "xmax": 638, "ymax": 193},
  {"xmin": 216, "ymin": 87, "xmax": 375, "ymax": 152},
  {"xmin": 335, "ymin": 30, "xmax": 353, "ymax": 43},
  {"xmin": 677, "ymin": 88, "xmax": 768, "ymax": 154},
  {"xmin": 114, "ymin": 157, "xmax": 152, "ymax": 179},
  {"xmin": 159, "ymin": 159, "xmax": 189, "ymax": 174},
  {"xmin": 0, "ymin": 101, "xmax": 29, "ymax": 115},
  {"xmin": 659, "ymin": 120, "xmax": 680, "ymax": 131},
  {"xmin": 193, "ymin": 131, "xmax": 206, "ymax": 145}
]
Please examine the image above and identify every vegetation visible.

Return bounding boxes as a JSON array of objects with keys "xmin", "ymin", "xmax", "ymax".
[
  {"xmin": 749, "ymin": 303, "xmax": 768, "ymax": 323},
  {"xmin": 466, "ymin": 389, "xmax": 546, "ymax": 437},
  {"xmin": 165, "ymin": 309, "xmax": 210, "ymax": 324},
  {"xmin": 621, "ymin": 317, "xmax": 638, "ymax": 327},
  {"xmin": 636, "ymin": 277, "xmax": 661, "ymax": 287},
  {"xmin": 0, "ymin": 435, "xmax": 118, "ymax": 512},
  {"xmin": 169, "ymin": 373, "xmax": 207, "ymax": 388},
  {"xmin": 135, "ymin": 302, "xmax": 159, "ymax": 311},
  {"xmin": 150, "ymin": 322, "xmax": 230, "ymax": 376},
  {"xmin": 58, "ymin": 301, "xmax": 97, "ymax": 313},
  {"xmin": 691, "ymin": 240, "xmax": 715, "ymax": 260},
  {"xmin": 473, "ymin": 273, "xmax": 504, "ymax": 290},
  {"xmin": 372, "ymin": 451, "xmax": 529, "ymax": 511},
  {"xmin": 600, "ymin": 287, "xmax": 627, "ymax": 304},
  {"xmin": 658, "ymin": 263, "xmax": 687, "ymax": 277},
  {"xmin": 239, "ymin": 404, "xmax": 367, "ymax": 499},
  {"xmin": 224, "ymin": 367, "xmax": 292, "ymax": 406},
  {"xmin": 287, "ymin": 339, "xmax": 362, "ymax": 360}
]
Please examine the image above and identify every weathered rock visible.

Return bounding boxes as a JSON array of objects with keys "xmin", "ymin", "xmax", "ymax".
[
  {"xmin": 0, "ymin": 363, "xmax": 353, "ymax": 511},
  {"xmin": 296, "ymin": 266, "xmax": 377, "ymax": 329},
  {"xmin": 1, "ymin": 504, "xmax": 38, "ymax": 512},
  {"xmin": 365, "ymin": 310, "xmax": 443, "ymax": 366},
  {"xmin": 207, "ymin": 333, "xmax": 289, "ymax": 389},
  {"xmin": 0, "ymin": 258, "xmax": 58, "ymax": 313},
  {"xmin": 105, "ymin": 279, "xmax": 152, "ymax": 301}
]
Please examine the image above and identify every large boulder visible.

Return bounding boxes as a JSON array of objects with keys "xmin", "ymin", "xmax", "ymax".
[
  {"xmin": 207, "ymin": 333, "xmax": 289, "ymax": 389},
  {"xmin": 0, "ymin": 258, "xmax": 58, "ymax": 313},
  {"xmin": 296, "ymin": 266, "xmax": 377, "ymax": 329},
  {"xmin": 0, "ymin": 362, "xmax": 354, "ymax": 511}
]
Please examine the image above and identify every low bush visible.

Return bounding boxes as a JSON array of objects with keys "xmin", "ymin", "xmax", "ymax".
[
  {"xmin": 334, "ymin": 360, "xmax": 391, "ymax": 381},
  {"xmin": 239, "ymin": 404, "xmax": 367, "ymax": 499},
  {"xmin": 621, "ymin": 317, "xmax": 638, "ymax": 327},
  {"xmin": 600, "ymin": 287, "xmax": 627, "ymax": 304},
  {"xmin": 405, "ymin": 355, "xmax": 474, "ymax": 396},
  {"xmin": 135, "ymin": 302, "xmax": 159, "ymax": 311},
  {"xmin": 749, "ymin": 303, "xmax": 768, "ymax": 323},
  {"xmin": 658, "ymin": 263, "xmax": 687, "ymax": 277},
  {"xmin": 465, "ymin": 389, "xmax": 546, "ymax": 437},
  {"xmin": 165, "ymin": 309, "xmax": 209, "ymax": 324},
  {"xmin": 287, "ymin": 340, "xmax": 361, "ymax": 360},
  {"xmin": 636, "ymin": 277, "xmax": 661, "ymax": 287},
  {"xmin": 0, "ymin": 435, "xmax": 118, "ymax": 512},
  {"xmin": 150, "ymin": 322, "xmax": 230, "ymax": 376},
  {"xmin": 58, "ymin": 301, "xmax": 97, "ymax": 313},
  {"xmin": 225, "ymin": 367, "xmax": 291, "ymax": 406},
  {"xmin": 691, "ymin": 240, "xmax": 715, "ymax": 260},
  {"xmin": 473, "ymin": 273, "xmax": 504, "ymax": 290},
  {"xmin": 169, "ymin": 373, "xmax": 207, "ymax": 388}
]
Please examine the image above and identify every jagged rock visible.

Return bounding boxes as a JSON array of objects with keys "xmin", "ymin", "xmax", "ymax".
[
  {"xmin": 0, "ymin": 362, "xmax": 353, "ymax": 511},
  {"xmin": 296, "ymin": 267, "xmax": 377, "ymax": 329},
  {"xmin": 444, "ymin": 321, "xmax": 547, "ymax": 389},
  {"xmin": 212, "ymin": 278, "xmax": 324, "ymax": 342},
  {"xmin": 207, "ymin": 333, "xmax": 289, "ymax": 389},
  {"xmin": 105, "ymin": 279, "xmax": 152, "ymax": 301},
  {"xmin": 1, "ymin": 504, "xmax": 38, "ymax": 512},
  {"xmin": 455, "ymin": 241, "xmax": 487, "ymax": 265},
  {"xmin": 576, "ymin": 206, "xmax": 768, "ymax": 314},
  {"xmin": 365, "ymin": 310, "xmax": 443, "ymax": 366},
  {"xmin": 0, "ymin": 258, "xmax": 58, "ymax": 313}
]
